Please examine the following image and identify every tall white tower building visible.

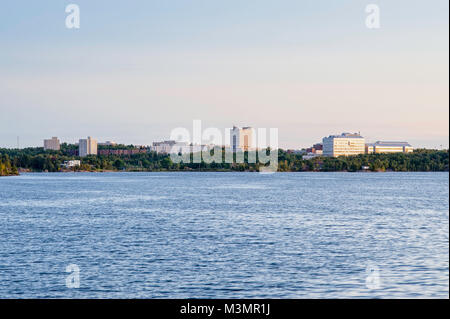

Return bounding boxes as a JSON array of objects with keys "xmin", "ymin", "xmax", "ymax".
[
  {"xmin": 230, "ymin": 126, "xmax": 254, "ymax": 152},
  {"xmin": 79, "ymin": 136, "xmax": 98, "ymax": 157}
]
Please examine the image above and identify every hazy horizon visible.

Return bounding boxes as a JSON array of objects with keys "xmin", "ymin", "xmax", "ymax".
[{"xmin": 1, "ymin": 0, "xmax": 448, "ymax": 149}]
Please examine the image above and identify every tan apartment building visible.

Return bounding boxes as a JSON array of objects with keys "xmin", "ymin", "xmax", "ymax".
[
  {"xmin": 43, "ymin": 137, "xmax": 60, "ymax": 151},
  {"xmin": 322, "ymin": 132, "xmax": 365, "ymax": 157}
]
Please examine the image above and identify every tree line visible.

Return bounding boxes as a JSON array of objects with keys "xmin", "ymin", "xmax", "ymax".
[
  {"xmin": 0, "ymin": 154, "xmax": 19, "ymax": 176},
  {"xmin": 0, "ymin": 146, "xmax": 448, "ymax": 173}
]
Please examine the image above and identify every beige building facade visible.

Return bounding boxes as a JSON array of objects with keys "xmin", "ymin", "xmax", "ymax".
[
  {"xmin": 230, "ymin": 126, "xmax": 254, "ymax": 151},
  {"xmin": 79, "ymin": 136, "xmax": 97, "ymax": 157},
  {"xmin": 43, "ymin": 137, "xmax": 60, "ymax": 151},
  {"xmin": 322, "ymin": 132, "xmax": 365, "ymax": 157}
]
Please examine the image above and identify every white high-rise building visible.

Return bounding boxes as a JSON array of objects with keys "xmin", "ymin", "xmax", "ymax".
[
  {"xmin": 230, "ymin": 126, "xmax": 254, "ymax": 152},
  {"xmin": 79, "ymin": 136, "xmax": 98, "ymax": 157},
  {"xmin": 322, "ymin": 132, "xmax": 365, "ymax": 157},
  {"xmin": 43, "ymin": 137, "xmax": 60, "ymax": 151}
]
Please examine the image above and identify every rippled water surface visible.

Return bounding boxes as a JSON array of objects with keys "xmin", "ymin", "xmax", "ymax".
[{"xmin": 0, "ymin": 172, "xmax": 448, "ymax": 298}]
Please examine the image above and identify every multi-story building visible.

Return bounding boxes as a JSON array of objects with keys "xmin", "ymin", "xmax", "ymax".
[
  {"xmin": 230, "ymin": 126, "xmax": 254, "ymax": 152},
  {"xmin": 79, "ymin": 136, "xmax": 97, "ymax": 157},
  {"xmin": 98, "ymin": 148, "xmax": 149, "ymax": 156},
  {"xmin": 306, "ymin": 143, "xmax": 323, "ymax": 154},
  {"xmin": 322, "ymin": 132, "xmax": 365, "ymax": 157},
  {"xmin": 61, "ymin": 160, "xmax": 81, "ymax": 168},
  {"xmin": 43, "ymin": 137, "xmax": 60, "ymax": 151},
  {"xmin": 151, "ymin": 141, "xmax": 191, "ymax": 154},
  {"xmin": 152, "ymin": 140, "xmax": 177, "ymax": 154},
  {"xmin": 366, "ymin": 141, "xmax": 413, "ymax": 154}
]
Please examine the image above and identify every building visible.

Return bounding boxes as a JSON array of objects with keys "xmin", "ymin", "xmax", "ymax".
[
  {"xmin": 79, "ymin": 136, "xmax": 97, "ymax": 157},
  {"xmin": 366, "ymin": 141, "xmax": 413, "ymax": 154},
  {"xmin": 151, "ymin": 141, "xmax": 191, "ymax": 154},
  {"xmin": 98, "ymin": 148, "xmax": 148, "ymax": 156},
  {"xmin": 322, "ymin": 132, "xmax": 365, "ymax": 157},
  {"xmin": 304, "ymin": 143, "xmax": 323, "ymax": 159},
  {"xmin": 230, "ymin": 126, "xmax": 254, "ymax": 152},
  {"xmin": 303, "ymin": 153, "xmax": 320, "ymax": 160},
  {"xmin": 61, "ymin": 160, "xmax": 81, "ymax": 168},
  {"xmin": 286, "ymin": 149, "xmax": 304, "ymax": 155},
  {"xmin": 43, "ymin": 137, "xmax": 60, "ymax": 151},
  {"xmin": 306, "ymin": 143, "xmax": 323, "ymax": 154},
  {"xmin": 152, "ymin": 140, "xmax": 177, "ymax": 154},
  {"xmin": 306, "ymin": 143, "xmax": 323, "ymax": 153}
]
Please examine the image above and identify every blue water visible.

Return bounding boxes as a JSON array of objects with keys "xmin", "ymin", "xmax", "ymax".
[{"xmin": 0, "ymin": 172, "xmax": 448, "ymax": 298}]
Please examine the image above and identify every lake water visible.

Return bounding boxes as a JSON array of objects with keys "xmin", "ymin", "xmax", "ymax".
[{"xmin": 0, "ymin": 172, "xmax": 448, "ymax": 298}]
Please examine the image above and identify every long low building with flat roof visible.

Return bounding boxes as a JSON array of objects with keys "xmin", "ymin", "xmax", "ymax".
[{"xmin": 366, "ymin": 141, "xmax": 413, "ymax": 154}]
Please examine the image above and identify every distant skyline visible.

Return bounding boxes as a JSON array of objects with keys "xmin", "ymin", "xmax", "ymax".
[{"xmin": 1, "ymin": 0, "xmax": 448, "ymax": 149}]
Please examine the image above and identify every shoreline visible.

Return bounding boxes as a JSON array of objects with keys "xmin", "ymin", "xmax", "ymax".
[
  {"xmin": 14, "ymin": 170, "xmax": 449, "ymax": 174},
  {"xmin": 3, "ymin": 149, "xmax": 448, "ymax": 174}
]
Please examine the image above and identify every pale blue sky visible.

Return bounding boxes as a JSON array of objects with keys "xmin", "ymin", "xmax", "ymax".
[{"xmin": 0, "ymin": 0, "xmax": 448, "ymax": 149}]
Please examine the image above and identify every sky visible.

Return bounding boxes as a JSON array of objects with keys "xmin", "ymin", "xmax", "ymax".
[{"xmin": 0, "ymin": 0, "xmax": 448, "ymax": 149}]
